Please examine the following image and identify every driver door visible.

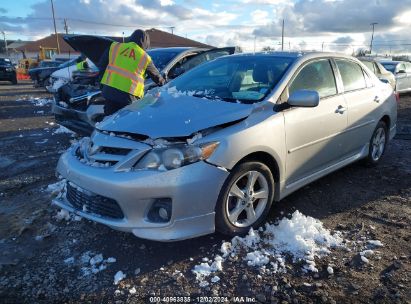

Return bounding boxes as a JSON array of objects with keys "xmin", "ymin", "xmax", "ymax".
[{"xmin": 283, "ymin": 59, "xmax": 348, "ymax": 186}]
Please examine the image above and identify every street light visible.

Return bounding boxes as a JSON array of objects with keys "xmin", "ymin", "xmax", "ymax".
[
  {"xmin": 370, "ymin": 22, "xmax": 378, "ymax": 55},
  {"xmin": 1, "ymin": 30, "xmax": 8, "ymax": 57}
]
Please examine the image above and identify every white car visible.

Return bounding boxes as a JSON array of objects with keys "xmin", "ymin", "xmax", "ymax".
[{"xmin": 46, "ymin": 58, "xmax": 97, "ymax": 93}]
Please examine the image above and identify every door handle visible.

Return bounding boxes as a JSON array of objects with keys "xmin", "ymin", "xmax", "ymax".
[
  {"xmin": 374, "ymin": 96, "xmax": 380, "ymax": 103},
  {"xmin": 335, "ymin": 105, "xmax": 347, "ymax": 114}
]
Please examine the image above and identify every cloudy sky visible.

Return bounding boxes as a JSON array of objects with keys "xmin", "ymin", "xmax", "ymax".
[{"xmin": 1, "ymin": 0, "xmax": 411, "ymax": 54}]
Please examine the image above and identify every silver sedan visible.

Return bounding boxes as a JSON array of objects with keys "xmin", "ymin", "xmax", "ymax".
[{"xmin": 53, "ymin": 52, "xmax": 397, "ymax": 241}]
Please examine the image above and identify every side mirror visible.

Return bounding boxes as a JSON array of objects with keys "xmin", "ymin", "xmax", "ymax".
[
  {"xmin": 397, "ymin": 69, "xmax": 406, "ymax": 74},
  {"xmin": 287, "ymin": 90, "xmax": 320, "ymax": 108}
]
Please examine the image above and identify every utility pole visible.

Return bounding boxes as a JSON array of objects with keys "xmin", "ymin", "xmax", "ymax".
[
  {"xmin": 63, "ymin": 18, "xmax": 68, "ymax": 34},
  {"xmin": 1, "ymin": 31, "xmax": 7, "ymax": 57},
  {"xmin": 369, "ymin": 22, "xmax": 377, "ymax": 55},
  {"xmin": 50, "ymin": 0, "xmax": 60, "ymax": 54},
  {"xmin": 169, "ymin": 26, "xmax": 175, "ymax": 35},
  {"xmin": 254, "ymin": 36, "xmax": 256, "ymax": 53},
  {"xmin": 281, "ymin": 19, "xmax": 284, "ymax": 51},
  {"xmin": 321, "ymin": 41, "xmax": 324, "ymax": 52}
]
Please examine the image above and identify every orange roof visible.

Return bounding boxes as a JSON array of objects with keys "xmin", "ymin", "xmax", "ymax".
[{"xmin": 18, "ymin": 29, "xmax": 211, "ymax": 53}]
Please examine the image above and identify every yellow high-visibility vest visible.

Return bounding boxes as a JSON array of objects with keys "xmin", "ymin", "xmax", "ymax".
[
  {"xmin": 76, "ymin": 60, "xmax": 88, "ymax": 70},
  {"xmin": 101, "ymin": 42, "xmax": 151, "ymax": 98}
]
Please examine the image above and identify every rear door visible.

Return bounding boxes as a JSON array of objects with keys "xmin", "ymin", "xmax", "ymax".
[
  {"xmin": 283, "ymin": 58, "xmax": 348, "ymax": 185},
  {"xmin": 334, "ymin": 58, "xmax": 380, "ymax": 155}
]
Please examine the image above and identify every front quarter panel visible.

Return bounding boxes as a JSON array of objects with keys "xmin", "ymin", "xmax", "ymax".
[{"xmin": 204, "ymin": 106, "xmax": 286, "ymax": 183}]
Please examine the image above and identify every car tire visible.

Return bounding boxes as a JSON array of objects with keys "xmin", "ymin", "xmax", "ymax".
[
  {"xmin": 11, "ymin": 74, "xmax": 17, "ymax": 85},
  {"xmin": 215, "ymin": 161, "xmax": 275, "ymax": 236},
  {"xmin": 364, "ymin": 121, "xmax": 388, "ymax": 166}
]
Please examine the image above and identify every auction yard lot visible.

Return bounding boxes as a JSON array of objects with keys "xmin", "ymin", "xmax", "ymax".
[{"xmin": 0, "ymin": 80, "xmax": 410, "ymax": 303}]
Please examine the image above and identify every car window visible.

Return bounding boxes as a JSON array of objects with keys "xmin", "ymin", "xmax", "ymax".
[
  {"xmin": 361, "ymin": 61, "xmax": 375, "ymax": 73},
  {"xmin": 179, "ymin": 49, "xmax": 233, "ymax": 73},
  {"xmin": 169, "ymin": 56, "xmax": 294, "ymax": 103},
  {"xmin": 381, "ymin": 63, "xmax": 396, "ymax": 73},
  {"xmin": 398, "ymin": 63, "xmax": 406, "ymax": 72},
  {"xmin": 406, "ymin": 63, "xmax": 411, "ymax": 73},
  {"xmin": 363, "ymin": 69, "xmax": 373, "ymax": 88},
  {"xmin": 335, "ymin": 59, "xmax": 367, "ymax": 92},
  {"xmin": 289, "ymin": 59, "xmax": 337, "ymax": 98}
]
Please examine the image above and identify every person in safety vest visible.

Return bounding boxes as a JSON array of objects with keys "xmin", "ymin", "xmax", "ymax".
[
  {"xmin": 76, "ymin": 54, "xmax": 89, "ymax": 71},
  {"xmin": 97, "ymin": 29, "xmax": 165, "ymax": 115}
]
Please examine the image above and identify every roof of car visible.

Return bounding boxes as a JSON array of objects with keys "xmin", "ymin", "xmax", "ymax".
[{"xmin": 221, "ymin": 51, "xmax": 356, "ymax": 60}]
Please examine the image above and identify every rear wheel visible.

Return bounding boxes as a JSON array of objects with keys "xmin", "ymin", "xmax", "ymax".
[
  {"xmin": 215, "ymin": 161, "xmax": 274, "ymax": 236},
  {"xmin": 364, "ymin": 121, "xmax": 388, "ymax": 166}
]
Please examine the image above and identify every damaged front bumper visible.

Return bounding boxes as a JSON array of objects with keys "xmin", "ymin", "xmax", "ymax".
[{"xmin": 53, "ymin": 138, "xmax": 229, "ymax": 241}]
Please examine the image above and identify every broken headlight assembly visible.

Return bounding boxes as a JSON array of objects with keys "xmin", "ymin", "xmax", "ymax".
[{"xmin": 134, "ymin": 142, "xmax": 219, "ymax": 171}]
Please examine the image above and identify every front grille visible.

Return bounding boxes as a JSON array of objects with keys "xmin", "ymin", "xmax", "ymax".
[{"xmin": 66, "ymin": 182, "xmax": 124, "ymax": 219}]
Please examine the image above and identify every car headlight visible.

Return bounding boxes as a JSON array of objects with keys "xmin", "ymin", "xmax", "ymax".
[
  {"xmin": 135, "ymin": 142, "xmax": 219, "ymax": 171},
  {"xmin": 5, "ymin": 67, "xmax": 13, "ymax": 72}
]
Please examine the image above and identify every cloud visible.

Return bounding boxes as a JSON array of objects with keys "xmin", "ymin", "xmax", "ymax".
[{"xmin": 0, "ymin": 7, "xmax": 7, "ymax": 14}]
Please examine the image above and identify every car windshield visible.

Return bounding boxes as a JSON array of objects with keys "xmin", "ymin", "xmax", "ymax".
[
  {"xmin": 381, "ymin": 63, "xmax": 396, "ymax": 73},
  {"xmin": 168, "ymin": 55, "xmax": 294, "ymax": 103},
  {"xmin": 0, "ymin": 58, "xmax": 12, "ymax": 65},
  {"xmin": 147, "ymin": 49, "xmax": 185, "ymax": 71}
]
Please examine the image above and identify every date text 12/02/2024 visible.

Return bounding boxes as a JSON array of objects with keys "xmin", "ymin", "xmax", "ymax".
[{"xmin": 148, "ymin": 296, "xmax": 256, "ymax": 303}]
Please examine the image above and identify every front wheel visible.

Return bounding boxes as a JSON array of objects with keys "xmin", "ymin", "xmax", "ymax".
[
  {"xmin": 364, "ymin": 121, "xmax": 388, "ymax": 166},
  {"xmin": 215, "ymin": 161, "xmax": 275, "ymax": 236}
]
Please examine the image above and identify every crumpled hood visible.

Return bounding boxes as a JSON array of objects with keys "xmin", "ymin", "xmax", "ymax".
[{"xmin": 97, "ymin": 91, "xmax": 253, "ymax": 138}]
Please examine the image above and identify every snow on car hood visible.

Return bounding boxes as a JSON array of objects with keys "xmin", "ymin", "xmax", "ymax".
[{"xmin": 96, "ymin": 90, "xmax": 254, "ymax": 138}]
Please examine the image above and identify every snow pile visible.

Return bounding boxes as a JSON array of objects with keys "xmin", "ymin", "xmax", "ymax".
[
  {"xmin": 187, "ymin": 132, "xmax": 202, "ymax": 145},
  {"xmin": 192, "ymin": 211, "xmax": 344, "ymax": 286},
  {"xmin": 46, "ymin": 179, "xmax": 66, "ymax": 196},
  {"xmin": 78, "ymin": 251, "xmax": 117, "ymax": 276},
  {"xmin": 53, "ymin": 125, "xmax": 76, "ymax": 136},
  {"xmin": 31, "ymin": 97, "xmax": 53, "ymax": 107},
  {"xmin": 367, "ymin": 240, "xmax": 383, "ymax": 248},
  {"xmin": 114, "ymin": 271, "xmax": 126, "ymax": 285},
  {"xmin": 55, "ymin": 209, "xmax": 82, "ymax": 222},
  {"xmin": 167, "ymin": 86, "xmax": 196, "ymax": 98}
]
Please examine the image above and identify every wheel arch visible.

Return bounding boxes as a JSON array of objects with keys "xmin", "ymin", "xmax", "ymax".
[{"xmin": 235, "ymin": 151, "xmax": 282, "ymax": 201}]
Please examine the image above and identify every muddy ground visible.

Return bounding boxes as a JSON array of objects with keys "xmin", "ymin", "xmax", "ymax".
[{"xmin": 0, "ymin": 80, "xmax": 410, "ymax": 304}]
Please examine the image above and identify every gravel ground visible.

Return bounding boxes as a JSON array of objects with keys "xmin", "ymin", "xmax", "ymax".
[{"xmin": 0, "ymin": 80, "xmax": 410, "ymax": 304}]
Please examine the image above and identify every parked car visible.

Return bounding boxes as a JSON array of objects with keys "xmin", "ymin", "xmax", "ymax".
[
  {"xmin": 0, "ymin": 58, "xmax": 17, "ymax": 84},
  {"xmin": 52, "ymin": 34, "xmax": 238, "ymax": 135},
  {"xmin": 28, "ymin": 59, "xmax": 79, "ymax": 89},
  {"xmin": 358, "ymin": 58, "xmax": 396, "ymax": 90},
  {"xmin": 53, "ymin": 52, "xmax": 397, "ymax": 241},
  {"xmin": 380, "ymin": 60, "xmax": 411, "ymax": 93}
]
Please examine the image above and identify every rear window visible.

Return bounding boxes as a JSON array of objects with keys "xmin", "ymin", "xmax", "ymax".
[
  {"xmin": 361, "ymin": 61, "xmax": 374, "ymax": 73},
  {"xmin": 335, "ymin": 59, "xmax": 366, "ymax": 92}
]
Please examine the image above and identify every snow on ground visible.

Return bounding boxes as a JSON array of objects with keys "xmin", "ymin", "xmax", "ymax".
[
  {"xmin": 61, "ymin": 251, "xmax": 118, "ymax": 277},
  {"xmin": 31, "ymin": 97, "xmax": 54, "ymax": 107},
  {"xmin": 46, "ymin": 179, "xmax": 66, "ymax": 196},
  {"xmin": 114, "ymin": 271, "xmax": 126, "ymax": 285},
  {"xmin": 52, "ymin": 125, "xmax": 76, "ymax": 136},
  {"xmin": 193, "ymin": 211, "xmax": 345, "ymax": 287}
]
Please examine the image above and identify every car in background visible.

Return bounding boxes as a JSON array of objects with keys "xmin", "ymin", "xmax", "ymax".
[
  {"xmin": 53, "ymin": 52, "xmax": 397, "ymax": 241},
  {"xmin": 28, "ymin": 59, "xmax": 78, "ymax": 89},
  {"xmin": 0, "ymin": 58, "xmax": 17, "ymax": 84},
  {"xmin": 52, "ymin": 34, "xmax": 238, "ymax": 135},
  {"xmin": 380, "ymin": 60, "xmax": 411, "ymax": 93},
  {"xmin": 359, "ymin": 58, "xmax": 396, "ymax": 90}
]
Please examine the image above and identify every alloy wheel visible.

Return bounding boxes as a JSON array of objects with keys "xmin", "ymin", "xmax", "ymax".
[
  {"xmin": 225, "ymin": 170, "xmax": 269, "ymax": 228},
  {"xmin": 371, "ymin": 127, "xmax": 386, "ymax": 161}
]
